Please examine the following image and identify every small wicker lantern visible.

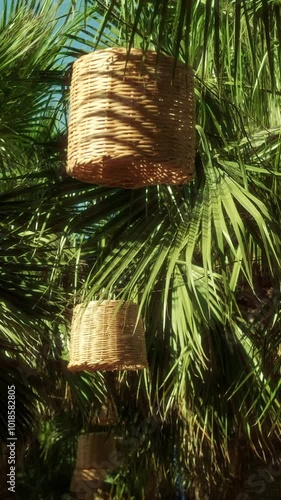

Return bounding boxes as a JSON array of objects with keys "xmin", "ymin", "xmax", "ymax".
[
  {"xmin": 67, "ymin": 48, "xmax": 195, "ymax": 188},
  {"xmin": 68, "ymin": 300, "xmax": 148, "ymax": 372},
  {"xmin": 70, "ymin": 433, "xmax": 116, "ymax": 499}
]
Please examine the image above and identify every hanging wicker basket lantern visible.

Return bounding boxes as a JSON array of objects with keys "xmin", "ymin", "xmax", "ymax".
[
  {"xmin": 70, "ymin": 433, "xmax": 116, "ymax": 499},
  {"xmin": 68, "ymin": 300, "xmax": 148, "ymax": 372},
  {"xmin": 67, "ymin": 48, "xmax": 195, "ymax": 188}
]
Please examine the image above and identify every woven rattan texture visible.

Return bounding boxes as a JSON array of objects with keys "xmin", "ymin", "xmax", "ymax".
[
  {"xmin": 70, "ymin": 468, "xmax": 109, "ymax": 499},
  {"xmin": 67, "ymin": 48, "xmax": 195, "ymax": 188},
  {"xmin": 68, "ymin": 300, "xmax": 148, "ymax": 372},
  {"xmin": 75, "ymin": 433, "xmax": 116, "ymax": 470}
]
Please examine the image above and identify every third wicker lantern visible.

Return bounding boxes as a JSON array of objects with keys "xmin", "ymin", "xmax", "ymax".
[
  {"xmin": 68, "ymin": 300, "xmax": 148, "ymax": 372},
  {"xmin": 67, "ymin": 48, "xmax": 195, "ymax": 188}
]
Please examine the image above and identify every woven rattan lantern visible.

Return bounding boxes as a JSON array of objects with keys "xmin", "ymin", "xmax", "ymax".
[
  {"xmin": 67, "ymin": 48, "xmax": 195, "ymax": 188},
  {"xmin": 68, "ymin": 300, "xmax": 148, "ymax": 372},
  {"xmin": 92, "ymin": 400, "xmax": 117, "ymax": 426}
]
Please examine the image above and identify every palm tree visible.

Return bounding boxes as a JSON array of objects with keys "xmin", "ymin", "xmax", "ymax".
[{"xmin": 0, "ymin": 1, "xmax": 280, "ymax": 499}]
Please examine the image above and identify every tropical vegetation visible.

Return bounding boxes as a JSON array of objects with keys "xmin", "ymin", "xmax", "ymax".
[{"xmin": 0, "ymin": 0, "xmax": 280, "ymax": 499}]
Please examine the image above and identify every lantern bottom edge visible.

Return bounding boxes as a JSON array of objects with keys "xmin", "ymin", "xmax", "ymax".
[{"xmin": 67, "ymin": 361, "xmax": 148, "ymax": 372}]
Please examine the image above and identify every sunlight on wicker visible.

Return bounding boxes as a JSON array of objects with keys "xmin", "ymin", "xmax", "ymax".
[
  {"xmin": 75, "ymin": 433, "xmax": 116, "ymax": 470},
  {"xmin": 67, "ymin": 48, "xmax": 195, "ymax": 188},
  {"xmin": 70, "ymin": 433, "xmax": 116, "ymax": 499},
  {"xmin": 67, "ymin": 300, "xmax": 148, "ymax": 371},
  {"xmin": 91, "ymin": 400, "xmax": 117, "ymax": 426}
]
